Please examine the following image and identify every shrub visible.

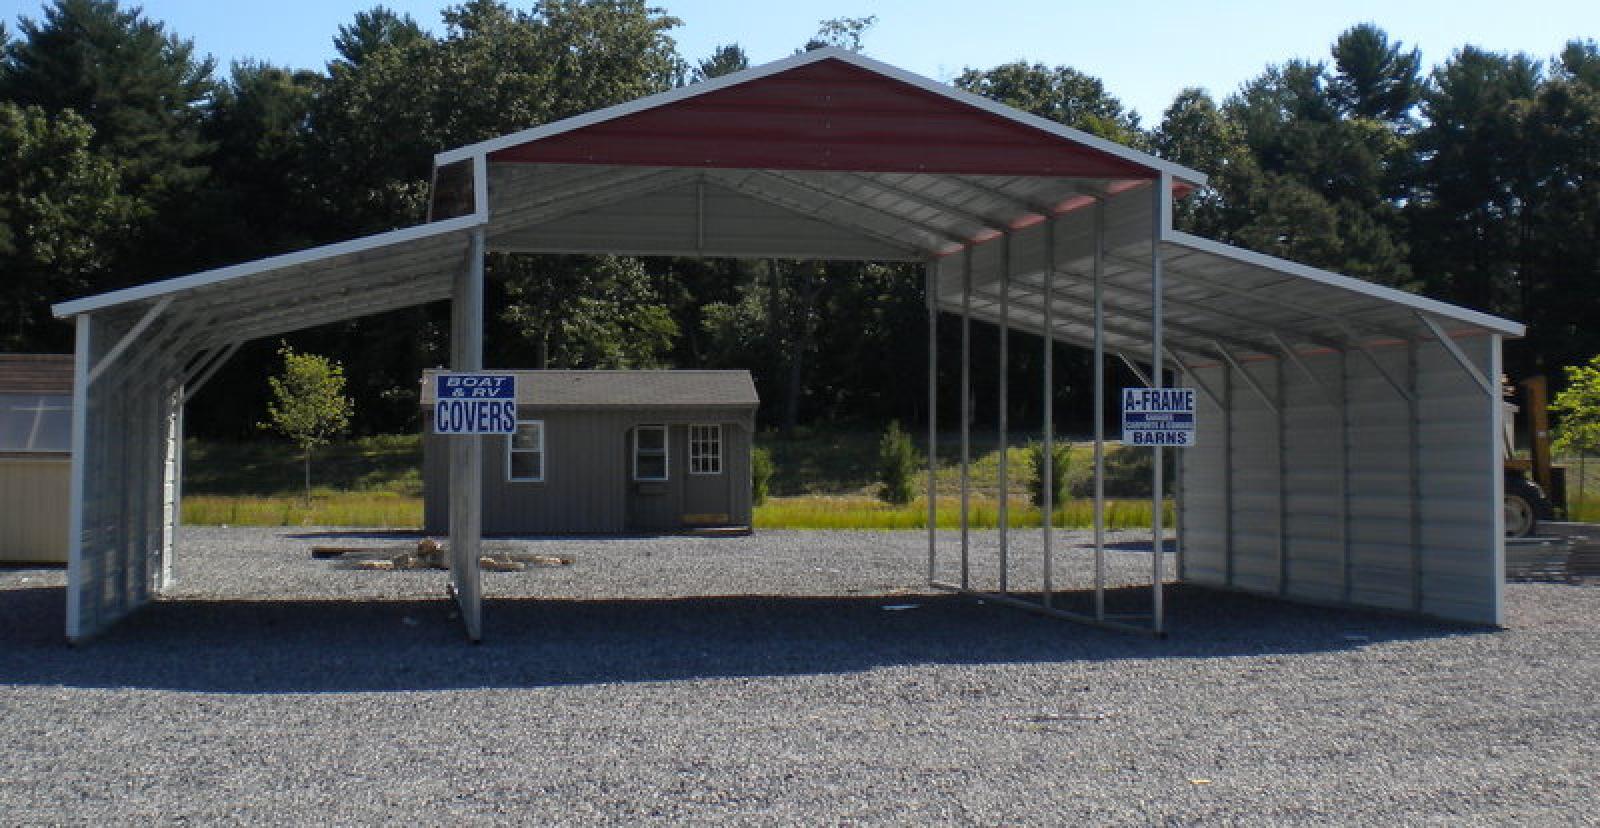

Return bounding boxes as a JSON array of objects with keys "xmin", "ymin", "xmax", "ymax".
[
  {"xmin": 876, "ymin": 420, "xmax": 918, "ymax": 504},
  {"xmin": 1068, "ymin": 445, "xmax": 1175, "ymax": 498},
  {"xmin": 751, "ymin": 446, "xmax": 774, "ymax": 506},
  {"xmin": 1028, "ymin": 440, "xmax": 1071, "ymax": 510}
]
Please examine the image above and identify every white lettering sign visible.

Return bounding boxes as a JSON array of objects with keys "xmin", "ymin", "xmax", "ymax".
[
  {"xmin": 433, "ymin": 373, "xmax": 518, "ymax": 435},
  {"xmin": 1121, "ymin": 387, "xmax": 1196, "ymax": 447}
]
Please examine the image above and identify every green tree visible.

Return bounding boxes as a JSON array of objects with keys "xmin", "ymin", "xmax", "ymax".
[
  {"xmin": 1028, "ymin": 441, "xmax": 1070, "ymax": 512},
  {"xmin": 876, "ymin": 420, "xmax": 918, "ymax": 505},
  {"xmin": 1329, "ymin": 23, "xmax": 1422, "ymax": 122},
  {"xmin": 1552, "ymin": 356, "xmax": 1600, "ymax": 457},
  {"xmin": 956, "ymin": 61, "xmax": 1143, "ymax": 145},
  {"xmin": 0, "ymin": 103, "xmax": 137, "ymax": 350},
  {"xmin": 260, "ymin": 344, "xmax": 354, "ymax": 505},
  {"xmin": 805, "ymin": 16, "xmax": 876, "ymax": 52},
  {"xmin": 498, "ymin": 254, "xmax": 678, "ymax": 369},
  {"xmin": 1, "ymin": 0, "xmax": 216, "ymax": 191},
  {"xmin": 693, "ymin": 42, "xmax": 747, "ymax": 81},
  {"xmin": 1408, "ymin": 46, "xmax": 1543, "ymax": 317},
  {"xmin": 751, "ymin": 446, "xmax": 774, "ymax": 507}
]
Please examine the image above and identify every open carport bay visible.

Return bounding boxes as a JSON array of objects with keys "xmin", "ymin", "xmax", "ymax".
[{"xmin": 1, "ymin": 528, "xmax": 1595, "ymax": 823}]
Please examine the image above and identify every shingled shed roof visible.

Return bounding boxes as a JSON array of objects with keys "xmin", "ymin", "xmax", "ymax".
[
  {"xmin": 0, "ymin": 354, "xmax": 74, "ymax": 395},
  {"xmin": 421, "ymin": 370, "xmax": 759, "ymax": 409}
]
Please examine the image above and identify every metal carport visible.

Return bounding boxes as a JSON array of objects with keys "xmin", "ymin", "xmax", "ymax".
[{"xmin": 51, "ymin": 47, "xmax": 1522, "ymax": 643}]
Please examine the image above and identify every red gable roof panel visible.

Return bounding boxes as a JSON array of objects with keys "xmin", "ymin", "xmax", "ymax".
[{"xmin": 488, "ymin": 59, "xmax": 1155, "ymax": 179}]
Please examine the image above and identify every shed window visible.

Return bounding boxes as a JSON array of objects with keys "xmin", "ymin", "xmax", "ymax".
[
  {"xmin": 689, "ymin": 424, "xmax": 722, "ymax": 475},
  {"xmin": 0, "ymin": 394, "xmax": 71, "ymax": 453},
  {"xmin": 634, "ymin": 425, "xmax": 668, "ymax": 481},
  {"xmin": 508, "ymin": 420, "xmax": 544, "ymax": 482}
]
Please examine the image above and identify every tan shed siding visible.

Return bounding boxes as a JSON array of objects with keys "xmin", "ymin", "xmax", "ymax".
[{"xmin": 0, "ymin": 455, "xmax": 70, "ymax": 563}]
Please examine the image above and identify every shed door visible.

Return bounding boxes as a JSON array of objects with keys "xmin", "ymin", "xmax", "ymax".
[
  {"xmin": 683, "ymin": 423, "xmax": 728, "ymax": 524},
  {"xmin": 625, "ymin": 425, "xmax": 678, "ymax": 531}
]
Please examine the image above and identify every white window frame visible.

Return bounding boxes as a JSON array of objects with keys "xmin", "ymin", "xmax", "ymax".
[
  {"xmin": 688, "ymin": 423, "xmax": 723, "ymax": 475},
  {"xmin": 633, "ymin": 424, "xmax": 669, "ymax": 482},
  {"xmin": 507, "ymin": 419, "xmax": 545, "ymax": 482}
]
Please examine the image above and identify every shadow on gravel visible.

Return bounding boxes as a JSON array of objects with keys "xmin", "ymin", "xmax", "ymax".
[{"xmin": 0, "ymin": 583, "xmax": 1493, "ymax": 694}]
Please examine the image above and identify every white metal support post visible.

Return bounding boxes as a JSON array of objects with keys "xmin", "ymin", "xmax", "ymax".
[
  {"xmin": 1150, "ymin": 174, "xmax": 1169, "ymax": 635},
  {"xmin": 1489, "ymin": 335, "xmax": 1505, "ymax": 624},
  {"xmin": 1407, "ymin": 340, "xmax": 1423, "ymax": 612},
  {"xmin": 960, "ymin": 248, "xmax": 972, "ymax": 589},
  {"xmin": 1340, "ymin": 351, "xmax": 1352, "ymax": 603},
  {"xmin": 450, "ymin": 228, "xmax": 486, "ymax": 642},
  {"xmin": 1092, "ymin": 198, "xmax": 1107, "ymax": 621},
  {"xmin": 1275, "ymin": 357, "xmax": 1288, "ymax": 595},
  {"xmin": 65, "ymin": 313, "xmax": 91, "ymax": 643},
  {"xmin": 997, "ymin": 233, "xmax": 1010, "ymax": 594},
  {"xmin": 926, "ymin": 262, "xmax": 938, "ymax": 583},
  {"xmin": 1042, "ymin": 218, "xmax": 1056, "ymax": 607}
]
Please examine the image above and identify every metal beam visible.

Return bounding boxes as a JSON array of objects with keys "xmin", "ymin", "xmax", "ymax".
[
  {"xmin": 997, "ymin": 232, "xmax": 1011, "ymax": 594},
  {"xmin": 66, "ymin": 313, "xmax": 90, "ymax": 643},
  {"xmin": 180, "ymin": 341, "xmax": 242, "ymax": 403},
  {"xmin": 926, "ymin": 261, "xmax": 938, "ymax": 584},
  {"xmin": 86, "ymin": 296, "xmax": 172, "ymax": 385},
  {"xmin": 960, "ymin": 248, "xmax": 972, "ymax": 589},
  {"xmin": 1118, "ymin": 351, "xmax": 1153, "ymax": 388},
  {"xmin": 1164, "ymin": 347, "xmax": 1222, "ymax": 410},
  {"xmin": 449, "ymin": 228, "xmax": 486, "ymax": 643},
  {"xmin": 1042, "ymin": 217, "xmax": 1056, "ymax": 607},
  {"xmin": 1002, "ymin": 274, "xmax": 1287, "ymax": 357},
  {"xmin": 1345, "ymin": 331, "xmax": 1416, "ymax": 403},
  {"xmin": 1417, "ymin": 313, "xmax": 1495, "ymax": 398},
  {"xmin": 1093, "ymin": 198, "xmax": 1107, "ymax": 621},
  {"xmin": 838, "ymin": 172, "xmax": 1008, "ymax": 234},
  {"xmin": 1212, "ymin": 343, "xmax": 1280, "ymax": 414},
  {"xmin": 707, "ymin": 170, "xmax": 932, "ymax": 258},
  {"xmin": 1269, "ymin": 332, "xmax": 1339, "ymax": 408},
  {"xmin": 1150, "ymin": 173, "xmax": 1167, "ymax": 636},
  {"xmin": 1107, "ymin": 250, "xmax": 1413, "ymax": 342},
  {"xmin": 1048, "ymin": 265, "xmax": 1349, "ymax": 353},
  {"xmin": 762, "ymin": 170, "xmax": 969, "ymax": 248}
]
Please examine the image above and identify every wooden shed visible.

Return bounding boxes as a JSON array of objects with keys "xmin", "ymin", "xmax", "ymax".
[
  {"xmin": 422, "ymin": 370, "xmax": 758, "ymax": 534},
  {"xmin": 0, "ymin": 354, "xmax": 73, "ymax": 563}
]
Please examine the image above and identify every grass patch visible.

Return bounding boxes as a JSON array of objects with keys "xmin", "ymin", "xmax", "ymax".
[
  {"xmin": 184, "ymin": 491, "xmax": 421, "ymax": 528},
  {"xmin": 184, "ymin": 434, "xmax": 422, "ymax": 497},
  {"xmin": 755, "ymin": 495, "xmax": 1172, "ymax": 530},
  {"xmin": 180, "ymin": 430, "xmax": 1170, "ymax": 529}
]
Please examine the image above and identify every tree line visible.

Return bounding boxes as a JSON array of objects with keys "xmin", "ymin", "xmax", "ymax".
[{"xmin": 1, "ymin": 1, "xmax": 1595, "ymax": 438}]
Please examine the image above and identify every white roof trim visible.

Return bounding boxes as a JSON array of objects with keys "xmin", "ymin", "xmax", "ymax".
[
  {"xmin": 433, "ymin": 47, "xmax": 1207, "ymax": 188},
  {"xmin": 52, "ymin": 214, "xmax": 484, "ymax": 318},
  {"xmin": 1163, "ymin": 229, "xmax": 1526, "ymax": 338}
]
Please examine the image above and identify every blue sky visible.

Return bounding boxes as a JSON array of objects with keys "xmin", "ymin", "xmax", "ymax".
[{"xmin": 3, "ymin": 0, "xmax": 1595, "ymax": 119}]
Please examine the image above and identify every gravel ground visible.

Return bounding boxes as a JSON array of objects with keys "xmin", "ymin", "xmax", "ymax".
[{"xmin": 1, "ymin": 527, "xmax": 1596, "ymax": 824}]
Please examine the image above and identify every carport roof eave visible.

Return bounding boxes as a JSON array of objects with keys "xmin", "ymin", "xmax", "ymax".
[
  {"xmin": 430, "ymin": 47, "xmax": 1207, "ymax": 188},
  {"xmin": 50, "ymin": 214, "xmax": 484, "ymax": 318},
  {"xmin": 1163, "ymin": 230, "xmax": 1527, "ymax": 339}
]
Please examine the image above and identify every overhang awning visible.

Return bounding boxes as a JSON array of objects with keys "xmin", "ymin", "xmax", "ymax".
[{"xmin": 52, "ymin": 215, "xmax": 482, "ymax": 355}]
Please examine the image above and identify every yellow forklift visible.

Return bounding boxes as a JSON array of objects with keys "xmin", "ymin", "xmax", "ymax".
[{"xmin": 1504, "ymin": 376, "xmax": 1567, "ymax": 537}]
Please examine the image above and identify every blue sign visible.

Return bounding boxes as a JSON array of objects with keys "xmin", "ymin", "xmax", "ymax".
[
  {"xmin": 1121, "ymin": 387, "xmax": 1196, "ymax": 447},
  {"xmin": 433, "ymin": 373, "xmax": 518, "ymax": 435}
]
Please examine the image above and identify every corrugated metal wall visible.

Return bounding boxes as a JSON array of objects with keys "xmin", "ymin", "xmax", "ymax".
[
  {"xmin": 1180, "ymin": 335, "xmax": 1502, "ymax": 625},
  {"xmin": 0, "ymin": 455, "xmax": 70, "ymax": 563},
  {"xmin": 424, "ymin": 408, "xmax": 754, "ymax": 535},
  {"xmin": 70, "ymin": 312, "xmax": 180, "ymax": 640}
]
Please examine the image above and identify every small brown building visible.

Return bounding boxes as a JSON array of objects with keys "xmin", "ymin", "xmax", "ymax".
[
  {"xmin": 0, "ymin": 354, "xmax": 73, "ymax": 563},
  {"xmin": 422, "ymin": 370, "xmax": 758, "ymax": 534}
]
